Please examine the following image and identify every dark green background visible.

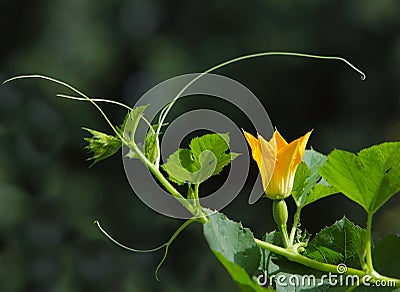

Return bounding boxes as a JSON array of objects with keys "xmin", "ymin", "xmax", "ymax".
[{"xmin": 1, "ymin": 1, "xmax": 400, "ymax": 291}]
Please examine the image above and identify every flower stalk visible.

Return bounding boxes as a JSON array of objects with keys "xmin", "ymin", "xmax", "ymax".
[
  {"xmin": 289, "ymin": 207, "xmax": 302, "ymax": 246},
  {"xmin": 365, "ymin": 212, "xmax": 377, "ymax": 276}
]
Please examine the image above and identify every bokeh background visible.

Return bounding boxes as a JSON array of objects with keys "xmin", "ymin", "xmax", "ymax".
[{"xmin": 1, "ymin": 1, "xmax": 400, "ymax": 291}]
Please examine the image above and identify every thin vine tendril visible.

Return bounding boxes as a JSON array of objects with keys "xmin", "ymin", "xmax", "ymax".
[
  {"xmin": 94, "ymin": 220, "xmax": 165, "ymax": 253},
  {"xmin": 2, "ymin": 75, "xmax": 126, "ymax": 144},
  {"xmin": 56, "ymin": 94, "xmax": 134, "ymax": 111},
  {"xmin": 156, "ymin": 51, "xmax": 367, "ymax": 139},
  {"xmin": 94, "ymin": 219, "xmax": 195, "ymax": 281}
]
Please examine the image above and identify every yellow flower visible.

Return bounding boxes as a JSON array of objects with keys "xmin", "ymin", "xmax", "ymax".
[{"xmin": 243, "ymin": 129, "xmax": 312, "ymax": 199}]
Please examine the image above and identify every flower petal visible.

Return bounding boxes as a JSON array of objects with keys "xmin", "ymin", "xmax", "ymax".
[
  {"xmin": 243, "ymin": 131, "xmax": 262, "ymax": 169},
  {"xmin": 267, "ymin": 130, "xmax": 312, "ymax": 198},
  {"xmin": 258, "ymin": 134, "xmax": 276, "ymax": 191},
  {"xmin": 298, "ymin": 130, "xmax": 312, "ymax": 157},
  {"xmin": 293, "ymin": 130, "xmax": 312, "ymax": 167},
  {"xmin": 268, "ymin": 138, "xmax": 301, "ymax": 196},
  {"xmin": 270, "ymin": 130, "xmax": 288, "ymax": 150}
]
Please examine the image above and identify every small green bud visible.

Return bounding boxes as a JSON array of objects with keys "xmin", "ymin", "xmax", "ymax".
[
  {"xmin": 83, "ymin": 128, "xmax": 122, "ymax": 166},
  {"xmin": 273, "ymin": 199, "xmax": 288, "ymax": 228}
]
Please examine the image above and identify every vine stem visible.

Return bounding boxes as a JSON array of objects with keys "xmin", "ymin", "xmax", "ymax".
[
  {"xmin": 280, "ymin": 225, "xmax": 289, "ymax": 248},
  {"xmin": 127, "ymin": 141, "xmax": 208, "ymax": 224},
  {"xmin": 288, "ymin": 207, "xmax": 302, "ymax": 246},
  {"xmin": 254, "ymin": 238, "xmax": 400, "ymax": 287},
  {"xmin": 194, "ymin": 183, "xmax": 201, "ymax": 211},
  {"xmin": 2, "ymin": 74, "xmax": 208, "ymax": 223}
]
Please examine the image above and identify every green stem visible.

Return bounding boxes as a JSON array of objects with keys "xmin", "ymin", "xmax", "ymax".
[
  {"xmin": 194, "ymin": 183, "xmax": 199, "ymax": 197},
  {"xmin": 254, "ymin": 238, "xmax": 400, "ymax": 287},
  {"xmin": 128, "ymin": 141, "xmax": 208, "ymax": 224},
  {"xmin": 288, "ymin": 207, "xmax": 302, "ymax": 246},
  {"xmin": 194, "ymin": 183, "xmax": 201, "ymax": 210},
  {"xmin": 2, "ymin": 74, "xmax": 208, "ymax": 223},
  {"xmin": 365, "ymin": 212, "xmax": 375, "ymax": 274},
  {"xmin": 255, "ymin": 238, "xmax": 364, "ymax": 275},
  {"xmin": 281, "ymin": 225, "xmax": 289, "ymax": 248}
]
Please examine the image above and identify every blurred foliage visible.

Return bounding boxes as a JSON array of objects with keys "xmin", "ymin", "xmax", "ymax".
[{"xmin": 0, "ymin": 0, "xmax": 400, "ymax": 291}]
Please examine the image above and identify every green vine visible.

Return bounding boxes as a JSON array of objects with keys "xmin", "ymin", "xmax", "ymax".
[{"xmin": 5, "ymin": 52, "xmax": 400, "ymax": 291}]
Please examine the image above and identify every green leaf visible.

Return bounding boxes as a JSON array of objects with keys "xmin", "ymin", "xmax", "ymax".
[
  {"xmin": 319, "ymin": 142, "xmax": 400, "ymax": 214},
  {"xmin": 162, "ymin": 133, "xmax": 239, "ymax": 185},
  {"xmin": 204, "ymin": 210, "xmax": 260, "ymax": 274},
  {"xmin": 259, "ymin": 231, "xmax": 284, "ymax": 273},
  {"xmin": 161, "ymin": 148, "xmax": 215, "ymax": 185},
  {"xmin": 83, "ymin": 128, "xmax": 122, "ymax": 165},
  {"xmin": 144, "ymin": 124, "xmax": 159, "ymax": 164},
  {"xmin": 373, "ymin": 234, "xmax": 400, "ymax": 278},
  {"xmin": 190, "ymin": 133, "xmax": 240, "ymax": 175},
  {"xmin": 122, "ymin": 105, "xmax": 149, "ymax": 144},
  {"xmin": 303, "ymin": 217, "xmax": 366, "ymax": 269},
  {"xmin": 213, "ymin": 252, "xmax": 274, "ymax": 292},
  {"xmin": 292, "ymin": 150, "xmax": 337, "ymax": 208},
  {"xmin": 203, "ymin": 210, "xmax": 272, "ymax": 291}
]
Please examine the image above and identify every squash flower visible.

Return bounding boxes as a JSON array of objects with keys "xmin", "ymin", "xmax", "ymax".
[{"xmin": 243, "ymin": 130, "xmax": 312, "ymax": 200}]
